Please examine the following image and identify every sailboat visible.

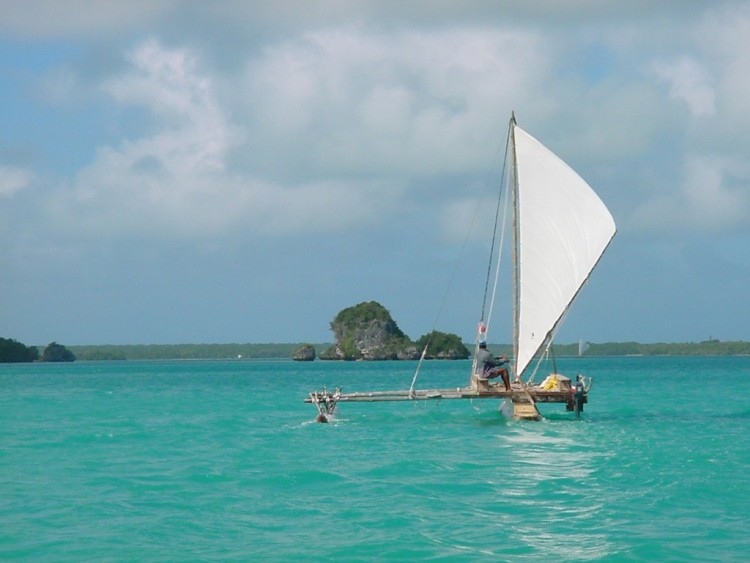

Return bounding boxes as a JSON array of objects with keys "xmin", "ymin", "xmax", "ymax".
[{"xmin": 306, "ymin": 114, "xmax": 616, "ymax": 421}]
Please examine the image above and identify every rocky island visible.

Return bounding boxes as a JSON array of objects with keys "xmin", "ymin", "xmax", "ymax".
[
  {"xmin": 292, "ymin": 344, "xmax": 316, "ymax": 361},
  {"xmin": 319, "ymin": 301, "xmax": 469, "ymax": 361}
]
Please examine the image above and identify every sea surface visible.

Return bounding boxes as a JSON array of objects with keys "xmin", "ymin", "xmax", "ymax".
[{"xmin": 2, "ymin": 356, "xmax": 749, "ymax": 561}]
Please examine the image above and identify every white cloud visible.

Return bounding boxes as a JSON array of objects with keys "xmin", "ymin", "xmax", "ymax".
[
  {"xmin": 652, "ymin": 56, "xmax": 715, "ymax": 117},
  {"xmin": 48, "ymin": 28, "xmax": 552, "ymax": 240},
  {"xmin": 630, "ymin": 154, "xmax": 750, "ymax": 233},
  {"xmin": 104, "ymin": 40, "xmax": 220, "ymax": 130},
  {"xmin": 48, "ymin": 38, "xmax": 416, "ymax": 239},
  {"xmin": 51, "ymin": 40, "xmax": 234, "ymax": 237},
  {"xmin": 26, "ymin": 3, "xmax": 750, "ymax": 245},
  {"xmin": 0, "ymin": 166, "xmax": 33, "ymax": 197},
  {"xmin": 242, "ymin": 27, "xmax": 549, "ymax": 178},
  {"xmin": 700, "ymin": 3, "xmax": 750, "ymax": 143},
  {"xmin": 627, "ymin": 3, "xmax": 750, "ymax": 235},
  {"xmin": 680, "ymin": 156, "xmax": 748, "ymax": 230}
]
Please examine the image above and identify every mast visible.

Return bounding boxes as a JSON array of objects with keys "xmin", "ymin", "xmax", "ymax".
[{"xmin": 509, "ymin": 112, "xmax": 520, "ymax": 379}]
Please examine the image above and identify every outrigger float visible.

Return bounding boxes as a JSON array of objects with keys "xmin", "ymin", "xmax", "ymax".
[{"xmin": 306, "ymin": 113, "xmax": 615, "ymax": 422}]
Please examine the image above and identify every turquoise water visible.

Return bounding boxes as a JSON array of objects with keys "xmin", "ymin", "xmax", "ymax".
[{"xmin": 2, "ymin": 357, "xmax": 749, "ymax": 561}]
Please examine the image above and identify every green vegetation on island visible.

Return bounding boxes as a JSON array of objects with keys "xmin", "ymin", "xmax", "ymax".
[
  {"xmin": 320, "ymin": 301, "xmax": 414, "ymax": 360},
  {"xmin": 415, "ymin": 331, "xmax": 470, "ymax": 360},
  {"xmin": 0, "ymin": 339, "xmax": 76, "ymax": 363},
  {"xmin": 320, "ymin": 301, "xmax": 470, "ymax": 361},
  {"xmin": 0, "ymin": 338, "xmax": 39, "ymax": 363}
]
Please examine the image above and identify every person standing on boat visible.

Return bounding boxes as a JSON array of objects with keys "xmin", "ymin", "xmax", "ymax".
[{"xmin": 475, "ymin": 342, "xmax": 511, "ymax": 391}]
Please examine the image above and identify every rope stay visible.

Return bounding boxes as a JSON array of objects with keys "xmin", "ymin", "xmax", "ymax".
[
  {"xmin": 479, "ymin": 125, "xmax": 513, "ymax": 331},
  {"xmin": 409, "ymin": 124, "xmax": 513, "ymax": 396},
  {"xmin": 408, "ymin": 344, "xmax": 429, "ymax": 398},
  {"xmin": 484, "ymin": 166, "xmax": 512, "ymax": 339}
]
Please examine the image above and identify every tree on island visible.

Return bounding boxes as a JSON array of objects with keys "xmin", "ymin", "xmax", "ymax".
[
  {"xmin": 41, "ymin": 342, "xmax": 76, "ymax": 362},
  {"xmin": 415, "ymin": 331, "xmax": 470, "ymax": 359},
  {"xmin": 0, "ymin": 338, "xmax": 39, "ymax": 363}
]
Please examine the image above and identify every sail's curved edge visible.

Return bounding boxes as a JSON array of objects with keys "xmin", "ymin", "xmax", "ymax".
[{"xmin": 513, "ymin": 124, "xmax": 616, "ymax": 379}]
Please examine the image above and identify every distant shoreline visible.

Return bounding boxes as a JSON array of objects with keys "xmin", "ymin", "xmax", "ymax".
[{"xmin": 63, "ymin": 340, "xmax": 750, "ymax": 361}]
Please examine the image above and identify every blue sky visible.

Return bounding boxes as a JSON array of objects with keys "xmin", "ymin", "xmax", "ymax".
[{"xmin": 1, "ymin": 1, "xmax": 749, "ymax": 346}]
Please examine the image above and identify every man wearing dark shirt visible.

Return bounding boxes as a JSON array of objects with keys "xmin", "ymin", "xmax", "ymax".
[{"xmin": 475, "ymin": 342, "xmax": 511, "ymax": 391}]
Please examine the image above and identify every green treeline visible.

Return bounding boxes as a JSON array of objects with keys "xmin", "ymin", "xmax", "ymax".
[
  {"xmin": 489, "ymin": 340, "xmax": 750, "ymax": 357},
  {"xmin": 4, "ymin": 339, "xmax": 750, "ymax": 363},
  {"xmin": 68, "ymin": 343, "xmax": 332, "ymax": 361},
  {"xmin": 0, "ymin": 338, "xmax": 39, "ymax": 362},
  {"xmin": 552, "ymin": 339, "xmax": 750, "ymax": 356},
  {"xmin": 71, "ymin": 339, "xmax": 750, "ymax": 361}
]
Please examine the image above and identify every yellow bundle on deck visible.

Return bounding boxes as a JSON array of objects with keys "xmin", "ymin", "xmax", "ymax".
[{"xmin": 540, "ymin": 374, "xmax": 559, "ymax": 391}]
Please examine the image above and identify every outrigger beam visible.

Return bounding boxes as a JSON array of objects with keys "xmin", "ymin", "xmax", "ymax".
[{"xmin": 305, "ymin": 381, "xmax": 588, "ymax": 421}]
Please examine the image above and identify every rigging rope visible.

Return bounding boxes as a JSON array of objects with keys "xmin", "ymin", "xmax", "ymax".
[
  {"xmin": 480, "ymin": 126, "xmax": 513, "ymax": 328},
  {"xmin": 409, "ymin": 126, "xmax": 513, "ymax": 397},
  {"xmin": 409, "ymin": 200, "xmax": 479, "ymax": 396},
  {"xmin": 484, "ymin": 169, "xmax": 511, "ymax": 337}
]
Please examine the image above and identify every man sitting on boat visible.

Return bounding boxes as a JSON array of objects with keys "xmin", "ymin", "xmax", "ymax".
[{"xmin": 475, "ymin": 342, "xmax": 511, "ymax": 391}]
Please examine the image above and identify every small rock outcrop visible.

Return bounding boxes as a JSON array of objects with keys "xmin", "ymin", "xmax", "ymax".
[
  {"xmin": 292, "ymin": 344, "xmax": 316, "ymax": 361},
  {"xmin": 41, "ymin": 342, "xmax": 76, "ymax": 362}
]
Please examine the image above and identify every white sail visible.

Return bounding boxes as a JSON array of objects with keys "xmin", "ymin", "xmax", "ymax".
[{"xmin": 512, "ymin": 124, "xmax": 616, "ymax": 379}]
